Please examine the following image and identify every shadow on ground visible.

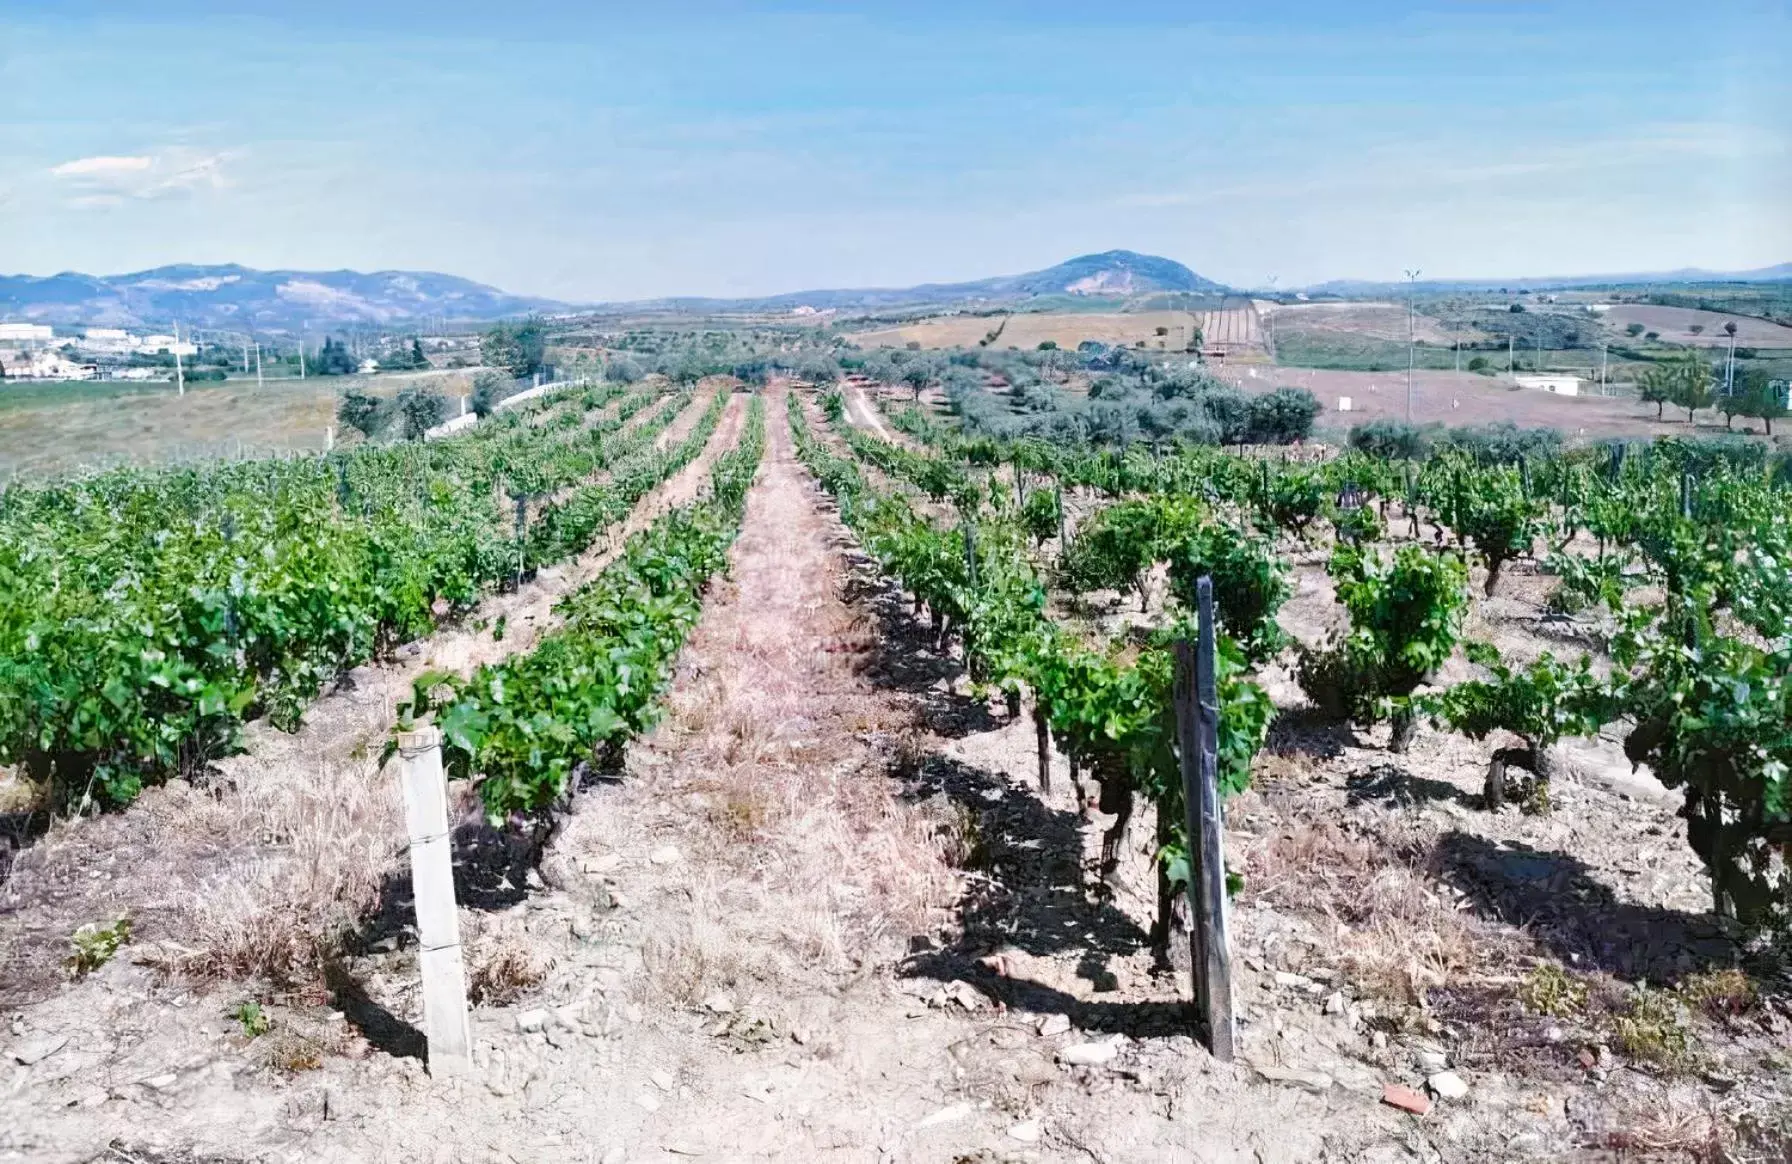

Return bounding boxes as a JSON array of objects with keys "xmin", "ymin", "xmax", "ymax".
[
  {"xmin": 323, "ymin": 958, "xmax": 426, "ymax": 1062},
  {"xmin": 1433, "ymin": 830, "xmax": 1741, "ymax": 984},
  {"xmin": 1264, "ymin": 706, "xmax": 1357, "ymax": 761},
  {"xmin": 1346, "ymin": 762, "xmax": 1476, "ymax": 810}
]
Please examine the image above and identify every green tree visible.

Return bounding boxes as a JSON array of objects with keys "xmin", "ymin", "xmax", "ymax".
[
  {"xmin": 396, "ymin": 386, "xmax": 448, "ymax": 440},
  {"xmin": 470, "ymin": 370, "xmax": 508, "ymax": 418},
  {"xmin": 313, "ymin": 337, "xmax": 359, "ymax": 376},
  {"xmin": 1736, "ymin": 369, "xmax": 1788, "ymax": 436},
  {"xmin": 1637, "ymin": 364, "xmax": 1675, "ymax": 419},
  {"xmin": 337, "ymin": 389, "xmax": 385, "ymax": 438},
  {"xmin": 481, "ymin": 319, "xmax": 546, "ymax": 377},
  {"xmin": 1668, "ymin": 353, "xmax": 1714, "ymax": 423},
  {"xmin": 1246, "ymin": 386, "xmax": 1321, "ymax": 444},
  {"xmin": 1626, "ymin": 322, "xmax": 1646, "ymax": 338}
]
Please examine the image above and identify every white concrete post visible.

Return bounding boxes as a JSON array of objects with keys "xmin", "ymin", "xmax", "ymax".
[
  {"xmin": 397, "ymin": 726, "xmax": 472, "ymax": 1077},
  {"xmin": 325, "ymin": 425, "xmax": 334, "ymax": 451}
]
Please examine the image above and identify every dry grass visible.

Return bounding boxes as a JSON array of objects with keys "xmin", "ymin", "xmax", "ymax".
[
  {"xmin": 1237, "ymin": 809, "xmax": 1508, "ymax": 1007},
  {"xmin": 171, "ymin": 757, "xmax": 401, "ymax": 984},
  {"xmin": 466, "ymin": 927, "xmax": 551, "ymax": 1006}
]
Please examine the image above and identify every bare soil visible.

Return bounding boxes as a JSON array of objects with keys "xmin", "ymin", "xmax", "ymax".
[
  {"xmin": 1212, "ymin": 365, "xmax": 1727, "ymax": 441},
  {"xmin": 1596, "ymin": 305, "xmax": 1792, "ymax": 349}
]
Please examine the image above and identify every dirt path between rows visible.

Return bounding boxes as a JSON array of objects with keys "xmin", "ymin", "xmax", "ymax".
[
  {"xmin": 844, "ymin": 384, "xmax": 899, "ymax": 444},
  {"xmin": 0, "ymin": 386, "xmax": 738, "ymax": 1007}
]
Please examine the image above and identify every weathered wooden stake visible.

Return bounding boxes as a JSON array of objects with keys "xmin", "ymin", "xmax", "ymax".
[
  {"xmin": 397, "ymin": 726, "xmax": 473, "ymax": 1077},
  {"xmin": 1032, "ymin": 703, "xmax": 1052, "ymax": 794},
  {"xmin": 962, "ymin": 523, "xmax": 977, "ymax": 588},
  {"xmin": 1173, "ymin": 578, "xmax": 1235, "ymax": 1061}
]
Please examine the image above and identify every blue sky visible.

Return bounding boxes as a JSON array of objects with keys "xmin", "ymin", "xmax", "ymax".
[{"xmin": 1, "ymin": 1, "xmax": 1787, "ymax": 300}]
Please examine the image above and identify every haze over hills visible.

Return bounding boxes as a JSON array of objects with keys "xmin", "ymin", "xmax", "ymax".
[
  {"xmin": 1, "ymin": 251, "xmax": 1787, "ymax": 332},
  {"xmin": 0, "ymin": 251, "xmax": 1224, "ymax": 331},
  {"xmin": 0, "ymin": 265, "xmax": 567, "ymax": 332}
]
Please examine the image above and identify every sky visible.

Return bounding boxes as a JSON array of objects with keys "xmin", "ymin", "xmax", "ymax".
[{"xmin": 1, "ymin": 1, "xmax": 1788, "ymax": 301}]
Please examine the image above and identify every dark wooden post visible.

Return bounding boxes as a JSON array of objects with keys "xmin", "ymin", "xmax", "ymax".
[
  {"xmin": 962, "ymin": 523, "xmax": 977, "ymax": 589},
  {"xmin": 1173, "ymin": 577, "xmax": 1235, "ymax": 1061},
  {"xmin": 1032, "ymin": 703, "xmax": 1052, "ymax": 794}
]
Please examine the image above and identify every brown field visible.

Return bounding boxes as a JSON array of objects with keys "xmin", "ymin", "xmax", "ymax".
[
  {"xmin": 1213, "ymin": 364, "xmax": 1765, "ymax": 441},
  {"xmin": 851, "ymin": 310, "xmax": 1207, "ymax": 352},
  {"xmin": 1261, "ymin": 300, "xmax": 1466, "ymax": 345},
  {"xmin": 0, "ymin": 369, "xmax": 477, "ymax": 478},
  {"xmin": 1597, "ymin": 303, "xmax": 1792, "ymax": 348}
]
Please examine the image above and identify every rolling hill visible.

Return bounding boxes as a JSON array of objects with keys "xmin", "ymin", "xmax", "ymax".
[
  {"xmin": 639, "ymin": 250, "xmax": 1229, "ymax": 312},
  {"xmin": 0, "ymin": 264, "xmax": 570, "ymax": 332}
]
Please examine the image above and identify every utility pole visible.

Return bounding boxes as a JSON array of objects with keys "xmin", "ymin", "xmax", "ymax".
[
  {"xmin": 254, "ymin": 342, "xmax": 264, "ymax": 389},
  {"xmin": 1404, "ymin": 268, "xmax": 1420, "ymax": 423},
  {"xmin": 1508, "ymin": 334, "xmax": 1515, "ymax": 377},
  {"xmin": 173, "ymin": 321, "xmax": 186, "ymax": 397},
  {"xmin": 1724, "ymin": 322, "xmax": 1738, "ymax": 395},
  {"xmin": 241, "ymin": 338, "xmax": 250, "ymax": 373},
  {"xmin": 1536, "ymin": 329, "xmax": 1545, "ymax": 374},
  {"xmin": 1454, "ymin": 336, "xmax": 1460, "ymax": 374},
  {"xmin": 1600, "ymin": 342, "xmax": 1609, "ymax": 395}
]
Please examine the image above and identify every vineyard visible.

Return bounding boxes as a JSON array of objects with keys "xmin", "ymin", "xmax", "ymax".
[{"xmin": 2, "ymin": 373, "xmax": 1790, "ymax": 1163}]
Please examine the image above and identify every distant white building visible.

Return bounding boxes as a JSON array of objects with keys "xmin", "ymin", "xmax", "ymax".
[
  {"xmin": 139, "ymin": 334, "xmax": 198, "ymax": 357},
  {"xmin": 2, "ymin": 350, "xmax": 96, "ymax": 380},
  {"xmin": 0, "ymin": 322, "xmax": 54, "ymax": 346},
  {"xmin": 1515, "ymin": 374, "xmax": 1582, "ymax": 397}
]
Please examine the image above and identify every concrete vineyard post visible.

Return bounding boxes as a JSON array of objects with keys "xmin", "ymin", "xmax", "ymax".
[
  {"xmin": 397, "ymin": 726, "xmax": 473, "ymax": 1077},
  {"xmin": 1172, "ymin": 577, "xmax": 1235, "ymax": 1062}
]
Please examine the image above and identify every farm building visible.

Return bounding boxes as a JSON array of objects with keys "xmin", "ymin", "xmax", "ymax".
[{"xmin": 1514, "ymin": 373, "xmax": 1582, "ymax": 396}]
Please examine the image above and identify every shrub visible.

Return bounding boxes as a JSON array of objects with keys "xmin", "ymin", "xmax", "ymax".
[
  {"xmin": 1247, "ymin": 386, "xmax": 1321, "ymax": 444},
  {"xmin": 336, "ymin": 389, "xmax": 386, "ymax": 439},
  {"xmin": 1439, "ymin": 422, "xmax": 1562, "ymax": 466},
  {"xmin": 396, "ymin": 386, "xmax": 448, "ymax": 441},
  {"xmin": 1348, "ymin": 419, "xmax": 1432, "ymax": 460},
  {"xmin": 470, "ymin": 370, "xmax": 508, "ymax": 418}
]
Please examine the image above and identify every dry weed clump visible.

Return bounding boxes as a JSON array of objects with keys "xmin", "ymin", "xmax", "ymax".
[
  {"xmin": 1239, "ymin": 812, "xmax": 1503, "ymax": 1007},
  {"xmin": 175, "ymin": 757, "xmax": 401, "ymax": 984},
  {"xmin": 465, "ymin": 931, "xmax": 550, "ymax": 1006},
  {"xmin": 1678, "ymin": 967, "xmax": 1759, "ymax": 1020}
]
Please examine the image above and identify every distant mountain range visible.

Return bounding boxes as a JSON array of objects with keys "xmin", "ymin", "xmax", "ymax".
[
  {"xmin": 2, "ymin": 251, "xmax": 1785, "ymax": 333},
  {"xmin": 0, "ymin": 251, "xmax": 1224, "ymax": 331},
  {"xmin": 0, "ymin": 264, "xmax": 565, "ymax": 332}
]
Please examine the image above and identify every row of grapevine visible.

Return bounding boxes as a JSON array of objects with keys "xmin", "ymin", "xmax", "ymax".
[
  {"xmin": 866, "ymin": 387, "xmax": 1792, "ymax": 927},
  {"xmin": 398, "ymin": 394, "xmax": 767, "ymax": 821},
  {"xmin": 0, "ymin": 383, "xmax": 711, "ymax": 808},
  {"xmin": 789, "ymin": 392, "xmax": 1274, "ymax": 949}
]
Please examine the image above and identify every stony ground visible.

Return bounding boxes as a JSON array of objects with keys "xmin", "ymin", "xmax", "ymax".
[{"xmin": 1, "ymin": 385, "xmax": 1789, "ymax": 1164}]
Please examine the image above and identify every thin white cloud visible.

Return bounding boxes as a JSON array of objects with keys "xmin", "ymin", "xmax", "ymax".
[
  {"xmin": 50, "ymin": 155, "xmax": 153, "ymax": 177},
  {"xmin": 48, "ymin": 149, "xmax": 233, "ymax": 206}
]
